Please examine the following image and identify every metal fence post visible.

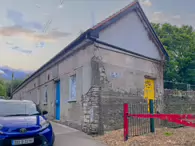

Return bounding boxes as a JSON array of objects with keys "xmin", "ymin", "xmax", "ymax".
[
  {"xmin": 124, "ymin": 103, "xmax": 129, "ymax": 141},
  {"xmin": 187, "ymin": 84, "xmax": 191, "ymax": 91},
  {"xmin": 149, "ymin": 100, "xmax": 155, "ymax": 133}
]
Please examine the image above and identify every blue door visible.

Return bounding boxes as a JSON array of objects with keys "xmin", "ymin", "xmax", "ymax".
[{"xmin": 55, "ymin": 81, "xmax": 60, "ymax": 120}]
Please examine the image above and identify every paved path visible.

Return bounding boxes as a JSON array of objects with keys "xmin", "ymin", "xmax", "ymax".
[{"xmin": 51, "ymin": 122, "xmax": 106, "ymax": 146}]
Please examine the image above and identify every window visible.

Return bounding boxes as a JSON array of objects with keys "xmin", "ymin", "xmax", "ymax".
[
  {"xmin": 69, "ymin": 74, "xmax": 76, "ymax": 101},
  {"xmin": 43, "ymin": 85, "xmax": 48, "ymax": 105},
  {"xmin": 48, "ymin": 74, "xmax": 50, "ymax": 80}
]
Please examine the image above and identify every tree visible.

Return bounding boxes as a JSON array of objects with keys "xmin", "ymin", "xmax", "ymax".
[
  {"xmin": 5, "ymin": 79, "xmax": 23, "ymax": 97},
  {"xmin": 152, "ymin": 23, "xmax": 195, "ymax": 88},
  {"xmin": 0, "ymin": 79, "xmax": 6, "ymax": 97}
]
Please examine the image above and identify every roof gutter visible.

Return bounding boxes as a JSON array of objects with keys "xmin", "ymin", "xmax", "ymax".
[{"xmin": 12, "ymin": 31, "xmax": 93, "ymax": 95}]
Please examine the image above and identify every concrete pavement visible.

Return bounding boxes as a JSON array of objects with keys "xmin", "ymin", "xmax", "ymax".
[{"xmin": 51, "ymin": 121, "xmax": 107, "ymax": 146}]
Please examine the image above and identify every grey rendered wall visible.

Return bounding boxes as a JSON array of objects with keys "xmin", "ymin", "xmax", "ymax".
[
  {"xmin": 58, "ymin": 63, "xmax": 92, "ymax": 129},
  {"xmin": 12, "ymin": 42, "xmax": 164, "ymax": 135},
  {"xmin": 90, "ymin": 45, "xmax": 164, "ymax": 133},
  {"xmin": 13, "ymin": 44, "xmax": 95, "ymax": 130},
  {"xmin": 98, "ymin": 11, "xmax": 163, "ymax": 60}
]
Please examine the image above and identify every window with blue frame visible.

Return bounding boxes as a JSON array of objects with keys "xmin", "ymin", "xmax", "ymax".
[{"xmin": 69, "ymin": 74, "xmax": 76, "ymax": 101}]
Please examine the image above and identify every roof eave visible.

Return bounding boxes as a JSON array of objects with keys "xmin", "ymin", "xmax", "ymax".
[
  {"xmin": 12, "ymin": 29, "xmax": 93, "ymax": 94},
  {"xmin": 136, "ymin": 2, "xmax": 169, "ymax": 60}
]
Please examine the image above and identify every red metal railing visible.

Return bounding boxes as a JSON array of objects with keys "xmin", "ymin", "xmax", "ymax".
[{"xmin": 124, "ymin": 103, "xmax": 195, "ymax": 141}]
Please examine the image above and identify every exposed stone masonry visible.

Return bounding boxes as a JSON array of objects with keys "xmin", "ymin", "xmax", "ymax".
[
  {"xmin": 81, "ymin": 86, "xmax": 101, "ymax": 134},
  {"xmin": 81, "ymin": 57, "xmax": 103, "ymax": 134},
  {"xmin": 80, "ymin": 55, "xmax": 167, "ymax": 134}
]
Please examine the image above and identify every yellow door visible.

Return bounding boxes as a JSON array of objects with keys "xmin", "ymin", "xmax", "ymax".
[
  {"xmin": 144, "ymin": 78, "xmax": 155, "ymax": 100},
  {"xmin": 147, "ymin": 99, "xmax": 150, "ymax": 112},
  {"xmin": 144, "ymin": 78, "xmax": 155, "ymax": 112}
]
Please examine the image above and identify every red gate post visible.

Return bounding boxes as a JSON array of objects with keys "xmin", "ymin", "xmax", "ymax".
[{"xmin": 124, "ymin": 103, "xmax": 129, "ymax": 141}]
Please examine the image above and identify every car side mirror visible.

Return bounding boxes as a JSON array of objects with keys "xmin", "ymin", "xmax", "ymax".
[{"xmin": 42, "ymin": 110, "xmax": 48, "ymax": 115}]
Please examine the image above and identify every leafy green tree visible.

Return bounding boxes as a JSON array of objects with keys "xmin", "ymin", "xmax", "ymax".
[
  {"xmin": 5, "ymin": 79, "xmax": 23, "ymax": 97},
  {"xmin": 152, "ymin": 23, "xmax": 195, "ymax": 88},
  {"xmin": 0, "ymin": 79, "xmax": 6, "ymax": 97}
]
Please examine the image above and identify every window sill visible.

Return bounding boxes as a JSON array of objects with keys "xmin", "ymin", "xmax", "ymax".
[{"xmin": 68, "ymin": 99, "xmax": 76, "ymax": 103}]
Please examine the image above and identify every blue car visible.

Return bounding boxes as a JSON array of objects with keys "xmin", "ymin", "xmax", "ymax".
[{"xmin": 0, "ymin": 99, "xmax": 55, "ymax": 146}]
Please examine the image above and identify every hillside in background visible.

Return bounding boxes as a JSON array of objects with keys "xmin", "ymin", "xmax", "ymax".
[{"xmin": 0, "ymin": 66, "xmax": 33, "ymax": 80}]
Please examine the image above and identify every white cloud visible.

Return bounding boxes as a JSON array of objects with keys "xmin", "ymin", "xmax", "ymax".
[
  {"xmin": 0, "ymin": 34, "xmax": 75, "ymax": 71},
  {"xmin": 149, "ymin": 12, "xmax": 185, "ymax": 27},
  {"xmin": 151, "ymin": 12, "xmax": 167, "ymax": 23},
  {"xmin": 172, "ymin": 15, "xmax": 181, "ymax": 19},
  {"xmin": 140, "ymin": 0, "xmax": 152, "ymax": 7},
  {"xmin": 0, "ymin": 25, "xmax": 71, "ymax": 43},
  {"xmin": 0, "ymin": 70, "xmax": 5, "ymax": 75}
]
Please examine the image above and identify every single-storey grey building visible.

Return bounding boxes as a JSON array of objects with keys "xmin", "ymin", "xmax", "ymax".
[{"xmin": 12, "ymin": 1, "xmax": 168, "ymax": 134}]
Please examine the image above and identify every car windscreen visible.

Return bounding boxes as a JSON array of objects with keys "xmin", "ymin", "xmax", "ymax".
[{"xmin": 0, "ymin": 101, "xmax": 41, "ymax": 117}]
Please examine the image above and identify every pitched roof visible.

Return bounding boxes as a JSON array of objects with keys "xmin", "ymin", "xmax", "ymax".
[
  {"xmin": 92, "ymin": 1, "xmax": 137, "ymax": 30},
  {"xmin": 12, "ymin": 1, "xmax": 168, "ymax": 94},
  {"xmin": 89, "ymin": 1, "xmax": 168, "ymax": 59}
]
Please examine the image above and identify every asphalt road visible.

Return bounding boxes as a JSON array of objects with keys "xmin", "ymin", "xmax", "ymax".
[{"xmin": 51, "ymin": 122, "xmax": 106, "ymax": 146}]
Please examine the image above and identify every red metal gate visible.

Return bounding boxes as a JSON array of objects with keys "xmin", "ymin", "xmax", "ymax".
[{"xmin": 124, "ymin": 103, "xmax": 195, "ymax": 141}]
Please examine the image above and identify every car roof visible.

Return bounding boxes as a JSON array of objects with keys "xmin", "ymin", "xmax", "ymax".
[{"xmin": 0, "ymin": 99, "xmax": 34, "ymax": 104}]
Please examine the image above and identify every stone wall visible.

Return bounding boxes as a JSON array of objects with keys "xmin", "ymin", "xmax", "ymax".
[
  {"xmin": 98, "ymin": 60, "xmax": 163, "ymax": 132},
  {"xmin": 81, "ymin": 85, "xmax": 102, "ymax": 134},
  {"xmin": 81, "ymin": 54, "xmax": 163, "ymax": 134},
  {"xmin": 100, "ymin": 88, "xmax": 195, "ymax": 131},
  {"xmin": 164, "ymin": 89, "xmax": 195, "ymax": 114},
  {"xmin": 164, "ymin": 89, "xmax": 195, "ymax": 100},
  {"xmin": 81, "ymin": 57, "xmax": 103, "ymax": 134},
  {"xmin": 80, "ymin": 57, "xmax": 195, "ymax": 134},
  {"xmin": 80, "ymin": 46, "xmax": 165, "ymax": 134}
]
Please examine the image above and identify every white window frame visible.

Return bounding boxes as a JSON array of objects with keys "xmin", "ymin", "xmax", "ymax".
[
  {"xmin": 69, "ymin": 74, "xmax": 76, "ymax": 102},
  {"xmin": 43, "ymin": 85, "xmax": 48, "ymax": 105}
]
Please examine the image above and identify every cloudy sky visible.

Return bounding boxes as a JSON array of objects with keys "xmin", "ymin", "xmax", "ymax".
[{"xmin": 0, "ymin": 0, "xmax": 194, "ymax": 71}]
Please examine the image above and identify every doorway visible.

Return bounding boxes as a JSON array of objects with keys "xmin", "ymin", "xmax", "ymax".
[{"xmin": 55, "ymin": 80, "xmax": 60, "ymax": 120}]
